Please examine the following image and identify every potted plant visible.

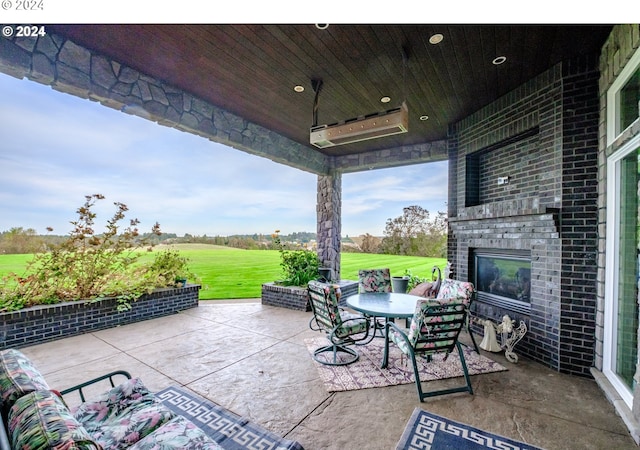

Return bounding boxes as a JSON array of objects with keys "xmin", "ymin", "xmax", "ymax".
[{"xmin": 391, "ymin": 275, "xmax": 411, "ymax": 293}]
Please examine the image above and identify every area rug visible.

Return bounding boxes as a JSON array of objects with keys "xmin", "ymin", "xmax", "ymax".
[
  {"xmin": 156, "ymin": 385, "xmax": 304, "ymax": 450},
  {"xmin": 304, "ymin": 336, "xmax": 507, "ymax": 392},
  {"xmin": 396, "ymin": 408, "xmax": 545, "ymax": 450}
]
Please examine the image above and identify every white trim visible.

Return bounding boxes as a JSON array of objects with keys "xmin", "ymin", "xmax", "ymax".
[
  {"xmin": 604, "ymin": 132, "xmax": 640, "ymax": 409},
  {"xmin": 606, "ymin": 46, "xmax": 640, "ymax": 147}
]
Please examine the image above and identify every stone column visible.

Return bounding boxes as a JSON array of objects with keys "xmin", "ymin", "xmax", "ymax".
[{"xmin": 317, "ymin": 173, "xmax": 341, "ymax": 281}]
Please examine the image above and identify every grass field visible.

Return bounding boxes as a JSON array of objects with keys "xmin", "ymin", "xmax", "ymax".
[{"xmin": 0, "ymin": 243, "xmax": 446, "ymax": 300}]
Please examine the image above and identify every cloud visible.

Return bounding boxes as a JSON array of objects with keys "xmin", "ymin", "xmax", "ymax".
[{"xmin": 0, "ymin": 72, "xmax": 448, "ymax": 237}]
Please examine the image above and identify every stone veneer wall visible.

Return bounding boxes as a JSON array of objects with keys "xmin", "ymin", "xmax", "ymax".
[
  {"xmin": 0, "ymin": 285, "xmax": 200, "ymax": 349},
  {"xmin": 317, "ymin": 173, "xmax": 342, "ymax": 279},
  {"xmin": 448, "ymin": 56, "xmax": 600, "ymax": 376}
]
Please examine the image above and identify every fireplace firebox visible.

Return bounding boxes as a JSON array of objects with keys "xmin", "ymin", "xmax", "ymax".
[{"xmin": 472, "ymin": 249, "xmax": 531, "ymax": 315}]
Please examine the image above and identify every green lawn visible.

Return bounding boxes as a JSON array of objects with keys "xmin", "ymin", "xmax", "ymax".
[{"xmin": 0, "ymin": 244, "xmax": 446, "ymax": 300}]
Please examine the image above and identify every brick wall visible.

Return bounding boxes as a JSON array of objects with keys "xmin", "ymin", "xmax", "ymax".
[
  {"xmin": 559, "ymin": 58, "xmax": 600, "ymax": 373},
  {"xmin": 262, "ymin": 283, "xmax": 311, "ymax": 311},
  {"xmin": 449, "ymin": 56, "xmax": 600, "ymax": 376},
  {"xmin": 261, "ymin": 280, "xmax": 358, "ymax": 311},
  {"xmin": 0, "ymin": 285, "xmax": 200, "ymax": 350}
]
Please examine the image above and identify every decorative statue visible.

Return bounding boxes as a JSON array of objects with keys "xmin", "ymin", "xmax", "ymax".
[
  {"xmin": 476, "ymin": 314, "xmax": 528, "ymax": 363},
  {"xmin": 498, "ymin": 315, "xmax": 514, "ymax": 334},
  {"xmin": 479, "ymin": 319, "xmax": 502, "ymax": 352},
  {"xmin": 443, "ymin": 261, "xmax": 452, "ymax": 279}
]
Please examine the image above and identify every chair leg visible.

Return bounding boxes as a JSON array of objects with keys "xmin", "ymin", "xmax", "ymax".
[
  {"xmin": 412, "ymin": 343, "xmax": 474, "ymax": 402},
  {"xmin": 313, "ymin": 343, "xmax": 359, "ymax": 366},
  {"xmin": 456, "ymin": 341, "xmax": 474, "ymax": 395},
  {"xmin": 466, "ymin": 323, "xmax": 480, "ymax": 353},
  {"xmin": 408, "ymin": 349, "xmax": 425, "ymax": 401}
]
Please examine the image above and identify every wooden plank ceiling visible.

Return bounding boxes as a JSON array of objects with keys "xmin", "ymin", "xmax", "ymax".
[{"xmin": 49, "ymin": 24, "xmax": 613, "ymax": 157}]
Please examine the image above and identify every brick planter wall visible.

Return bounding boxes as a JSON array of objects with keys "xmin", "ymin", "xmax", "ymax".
[
  {"xmin": 262, "ymin": 283, "xmax": 311, "ymax": 311},
  {"xmin": 261, "ymin": 280, "xmax": 358, "ymax": 311},
  {"xmin": 0, "ymin": 285, "xmax": 200, "ymax": 350}
]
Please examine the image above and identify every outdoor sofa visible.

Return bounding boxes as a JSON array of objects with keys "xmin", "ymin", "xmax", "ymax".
[{"xmin": 0, "ymin": 348, "xmax": 222, "ymax": 449}]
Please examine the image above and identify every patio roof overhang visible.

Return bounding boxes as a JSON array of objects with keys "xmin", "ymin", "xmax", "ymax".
[{"xmin": 43, "ymin": 24, "xmax": 613, "ymax": 174}]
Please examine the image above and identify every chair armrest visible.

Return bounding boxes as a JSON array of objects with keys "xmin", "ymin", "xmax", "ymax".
[
  {"xmin": 384, "ymin": 321, "xmax": 412, "ymax": 347},
  {"xmin": 60, "ymin": 370, "xmax": 132, "ymax": 403}
]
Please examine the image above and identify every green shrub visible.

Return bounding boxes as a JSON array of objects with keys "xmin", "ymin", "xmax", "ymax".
[
  {"xmin": 0, "ymin": 194, "xmax": 196, "ymax": 312},
  {"xmin": 272, "ymin": 230, "xmax": 319, "ymax": 286},
  {"xmin": 148, "ymin": 249, "xmax": 198, "ymax": 288}
]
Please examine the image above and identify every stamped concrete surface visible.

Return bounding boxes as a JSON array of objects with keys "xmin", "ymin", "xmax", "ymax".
[{"xmin": 20, "ymin": 300, "xmax": 638, "ymax": 450}]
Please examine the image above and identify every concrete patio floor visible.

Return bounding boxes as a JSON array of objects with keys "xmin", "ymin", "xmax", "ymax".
[{"xmin": 18, "ymin": 300, "xmax": 637, "ymax": 450}]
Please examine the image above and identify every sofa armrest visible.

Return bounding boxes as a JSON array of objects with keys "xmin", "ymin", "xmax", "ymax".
[{"xmin": 60, "ymin": 370, "xmax": 132, "ymax": 403}]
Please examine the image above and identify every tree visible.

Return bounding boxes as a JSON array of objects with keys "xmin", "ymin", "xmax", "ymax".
[
  {"xmin": 380, "ymin": 206, "xmax": 447, "ymax": 257},
  {"xmin": 0, "ymin": 227, "xmax": 44, "ymax": 254},
  {"xmin": 360, "ymin": 233, "xmax": 382, "ymax": 253}
]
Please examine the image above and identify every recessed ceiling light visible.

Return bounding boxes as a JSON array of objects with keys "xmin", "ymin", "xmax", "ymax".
[
  {"xmin": 315, "ymin": 24, "xmax": 329, "ymax": 30},
  {"xmin": 293, "ymin": 85, "xmax": 305, "ymax": 92},
  {"xmin": 429, "ymin": 34, "xmax": 444, "ymax": 44},
  {"xmin": 492, "ymin": 56, "xmax": 507, "ymax": 65},
  {"xmin": 380, "ymin": 96, "xmax": 391, "ymax": 103}
]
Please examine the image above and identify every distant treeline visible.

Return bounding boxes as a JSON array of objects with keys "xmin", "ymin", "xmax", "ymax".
[
  {"xmin": 0, "ymin": 205, "xmax": 445, "ymax": 258},
  {"xmin": 0, "ymin": 228, "xmax": 326, "ymax": 254}
]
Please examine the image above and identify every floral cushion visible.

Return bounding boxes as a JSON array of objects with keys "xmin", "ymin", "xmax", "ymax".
[
  {"xmin": 335, "ymin": 311, "xmax": 369, "ymax": 338},
  {"xmin": 308, "ymin": 281, "xmax": 342, "ymax": 330},
  {"xmin": 8, "ymin": 390, "xmax": 101, "ymax": 450},
  {"xmin": 358, "ymin": 268, "xmax": 392, "ymax": 293},
  {"xmin": 73, "ymin": 377, "xmax": 175, "ymax": 449},
  {"xmin": 128, "ymin": 415, "xmax": 223, "ymax": 450},
  {"xmin": 0, "ymin": 349, "xmax": 50, "ymax": 419},
  {"xmin": 390, "ymin": 299, "xmax": 466, "ymax": 355},
  {"xmin": 435, "ymin": 279, "xmax": 475, "ymax": 306}
]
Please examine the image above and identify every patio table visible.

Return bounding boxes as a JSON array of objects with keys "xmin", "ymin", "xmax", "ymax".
[
  {"xmin": 345, "ymin": 292, "xmax": 423, "ymax": 339},
  {"xmin": 345, "ymin": 292, "xmax": 423, "ymax": 320}
]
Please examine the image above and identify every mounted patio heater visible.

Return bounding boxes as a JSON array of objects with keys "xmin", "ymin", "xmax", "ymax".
[{"xmin": 309, "ymin": 102, "xmax": 409, "ymax": 148}]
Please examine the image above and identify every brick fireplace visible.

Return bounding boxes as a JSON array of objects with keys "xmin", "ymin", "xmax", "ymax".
[{"xmin": 447, "ymin": 56, "xmax": 600, "ymax": 376}]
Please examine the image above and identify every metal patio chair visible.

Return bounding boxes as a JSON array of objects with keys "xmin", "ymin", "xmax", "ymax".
[
  {"xmin": 358, "ymin": 268, "xmax": 392, "ymax": 293},
  {"xmin": 358, "ymin": 268, "xmax": 393, "ymax": 332},
  {"xmin": 382, "ymin": 298, "xmax": 474, "ymax": 401},
  {"xmin": 435, "ymin": 278, "xmax": 480, "ymax": 353},
  {"xmin": 308, "ymin": 280, "xmax": 373, "ymax": 366}
]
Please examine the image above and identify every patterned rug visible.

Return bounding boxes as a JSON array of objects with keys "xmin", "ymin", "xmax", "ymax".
[
  {"xmin": 397, "ymin": 408, "xmax": 545, "ymax": 450},
  {"xmin": 156, "ymin": 385, "xmax": 304, "ymax": 450},
  {"xmin": 304, "ymin": 336, "xmax": 507, "ymax": 392}
]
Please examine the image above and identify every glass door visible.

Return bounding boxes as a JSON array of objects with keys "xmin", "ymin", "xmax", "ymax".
[
  {"xmin": 606, "ymin": 140, "xmax": 640, "ymax": 407},
  {"xmin": 616, "ymin": 151, "xmax": 639, "ymax": 389}
]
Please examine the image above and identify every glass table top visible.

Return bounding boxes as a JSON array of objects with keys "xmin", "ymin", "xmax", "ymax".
[{"xmin": 345, "ymin": 292, "xmax": 423, "ymax": 318}]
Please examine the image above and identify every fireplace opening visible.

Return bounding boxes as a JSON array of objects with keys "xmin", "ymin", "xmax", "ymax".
[{"xmin": 472, "ymin": 249, "xmax": 531, "ymax": 315}]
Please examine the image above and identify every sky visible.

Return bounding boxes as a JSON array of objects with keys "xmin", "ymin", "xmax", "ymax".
[
  {"xmin": 0, "ymin": 6, "xmax": 621, "ymax": 239},
  {"xmin": 0, "ymin": 71, "xmax": 448, "ymax": 238}
]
